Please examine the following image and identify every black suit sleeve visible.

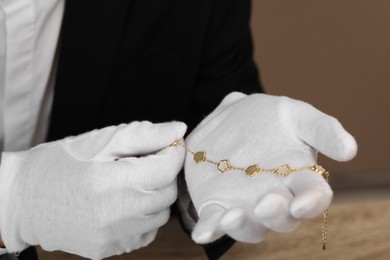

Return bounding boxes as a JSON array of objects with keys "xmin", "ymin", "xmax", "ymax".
[{"xmin": 185, "ymin": 0, "xmax": 263, "ymax": 131}]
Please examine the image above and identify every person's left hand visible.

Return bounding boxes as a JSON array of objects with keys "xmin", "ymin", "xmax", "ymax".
[{"xmin": 184, "ymin": 92, "xmax": 357, "ymax": 244}]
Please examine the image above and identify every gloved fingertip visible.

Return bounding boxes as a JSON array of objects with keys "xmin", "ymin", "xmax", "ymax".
[
  {"xmin": 222, "ymin": 92, "xmax": 247, "ymax": 104},
  {"xmin": 220, "ymin": 209, "xmax": 268, "ymax": 244},
  {"xmin": 291, "ymin": 197, "xmax": 317, "ymax": 219},
  {"xmin": 211, "ymin": 92, "xmax": 247, "ymax": 113},
  {"xmin": 255, "ymin": 193, "xmax": 288, "ymax": 219},
  {"xmin": 291, "ymin": 189, "xmax": 332, "ymax": 218},
  {"xmin": 191, "ymin": 204, "xmax": 226, "ymax": 244},
  {"xmin": 220, "ymin": 208, "xmax": 245, "ymax": 230},
  {"xmin": 191, "ymin": 229, "xmax": 214, "ymax": 244},
  {"xmin": 334, "ymin": 133, "xmax": 358, "ymax": 162},
  {"xmin": 168, "ymin": 121, "xmax": 187, "ymax": 139}
]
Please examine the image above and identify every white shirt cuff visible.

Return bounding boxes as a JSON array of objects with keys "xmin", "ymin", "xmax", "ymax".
[{"xmin": 0, "ymin": 247, "xmax": 9, "ymax": 255}]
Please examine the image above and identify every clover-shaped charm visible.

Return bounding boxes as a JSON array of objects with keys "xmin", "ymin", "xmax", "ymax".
[
  {"xmin": 193, "ymin": 152, "xmax": 206, "ymax": 164},
  {"xmin": 217, "ymin": 160, "xmax": 232, "ymax": 173}
]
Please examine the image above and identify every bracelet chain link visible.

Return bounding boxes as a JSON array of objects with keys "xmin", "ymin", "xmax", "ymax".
[{"xmin": 171, "ymin": 140, "xmax": 330, "ymax": 250}]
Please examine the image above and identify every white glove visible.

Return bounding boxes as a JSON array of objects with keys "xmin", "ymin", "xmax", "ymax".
[
  {"xmin": 0, "ymin": 121, "xmax": 186, "ymax": 259},
  {"xmin": 185, "ymin": 92, "xmax": 357, "ymax": 244}
]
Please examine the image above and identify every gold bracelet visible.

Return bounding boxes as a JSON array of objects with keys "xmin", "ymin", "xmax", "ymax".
[{"xmin": 171, "ymin": 140, "xmax": 330, "ymax": 250}]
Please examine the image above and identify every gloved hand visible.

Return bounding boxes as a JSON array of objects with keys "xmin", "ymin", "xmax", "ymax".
[
  {"xmin": 184, "ymin": 92, "xmax": 357, "ymax": 244},
  {"xmin": 0, "ymin": 121, "xmax": 186, "ymax": 259}
]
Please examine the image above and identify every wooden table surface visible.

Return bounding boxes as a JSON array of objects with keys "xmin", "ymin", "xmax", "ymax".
[{"xmin": 37, "ymin": 199, "xmax": 390, "ymax": 260}]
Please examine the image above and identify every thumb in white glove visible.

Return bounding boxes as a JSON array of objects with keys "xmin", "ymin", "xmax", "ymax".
[
  {"xmin": 0, "ymin": 121, "xmax": 186, "ymax": 259},
  {"xmin": 184, "ymin": 92, "xmax": 357, "ymax": 244}
]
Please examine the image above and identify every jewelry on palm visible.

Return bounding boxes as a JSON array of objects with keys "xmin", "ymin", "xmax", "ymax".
[{"xmin": 171, "ymin": 140, "xmax": 330, "ymax": 250}]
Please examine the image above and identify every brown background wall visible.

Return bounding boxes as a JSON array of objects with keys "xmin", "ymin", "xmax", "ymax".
[{"xmin": 250, "ymin": 0, "xmax": 390, "ymax": 189}]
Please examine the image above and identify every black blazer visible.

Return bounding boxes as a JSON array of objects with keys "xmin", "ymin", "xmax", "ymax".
[
  {"xmin": 45, "ymin": 0, "xmax": 263, "ymax": 259},
  {"xmin": 48, "ymin": 0, "xmax": 262, "ymax": 140}
]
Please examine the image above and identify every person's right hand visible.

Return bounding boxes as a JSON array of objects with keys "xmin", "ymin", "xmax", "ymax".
[{"xmin": 0, "ymin": 121, "xmax": 186, "ymax": 260}]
